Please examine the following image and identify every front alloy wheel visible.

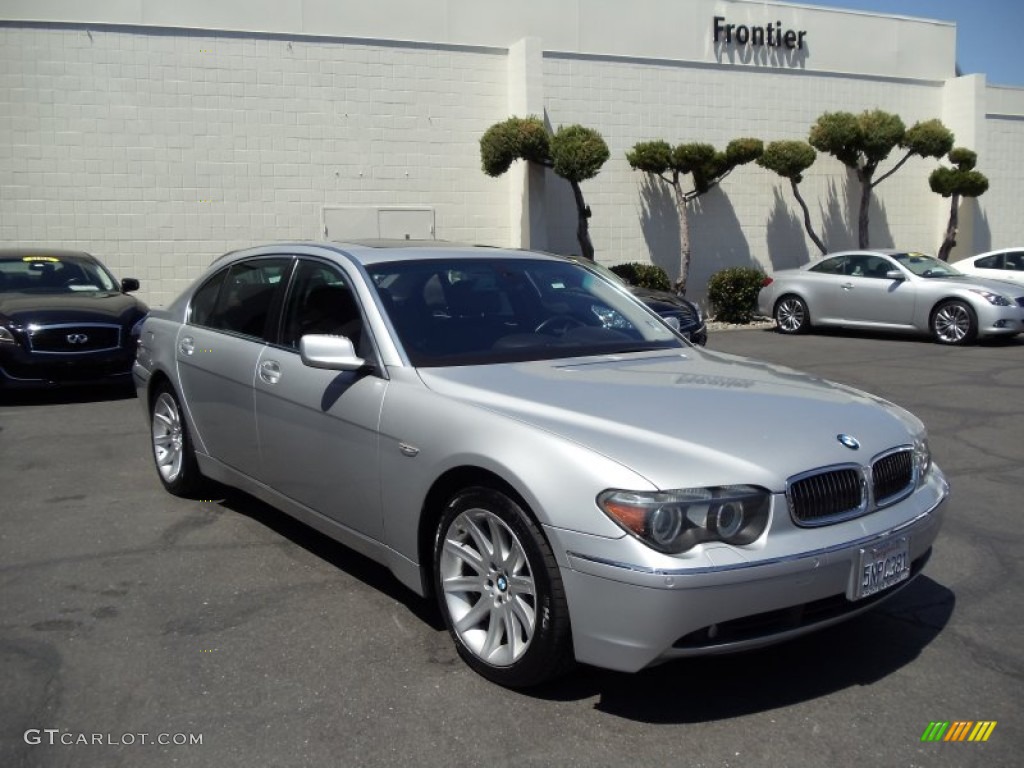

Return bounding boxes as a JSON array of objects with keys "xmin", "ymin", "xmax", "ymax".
[
  {"xmin": 931, "ymin": 300, "xmax": 977, "ymax": 345},
  {"xmin": 775, "ymin": 295, "xmax": 810, "ymax": 334},
  {"xmin": 434, "ymin": 488, "xmax": 573, "ymax": 687}
]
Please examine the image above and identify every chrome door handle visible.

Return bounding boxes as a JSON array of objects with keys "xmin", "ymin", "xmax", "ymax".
[
  {"xmin": 259, "ymin": 360, "xmax": 281, "ymax": 385},
  {"xmin": 179, "ymin": 336, "xmax": 195, "ymax": 355},
  {"xmin": 841, "ymin": 282, "xmax": 854, "ymax": 290}
]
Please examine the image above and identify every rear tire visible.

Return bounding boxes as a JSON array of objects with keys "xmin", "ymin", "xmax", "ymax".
[
  {"xmin": 150, "ymin": 384, "xmax": 204, "ymax": 497},
  {"xmin": 931, "ymin": 300, "xmax": 977, "ymax": 345},
  {"xmin": 774, "ymin": 295, "xmax": 811, "ymax": 334},
  {"xmin": 433, "ymin": 487, "xmax": 574, "ymax": 688}
]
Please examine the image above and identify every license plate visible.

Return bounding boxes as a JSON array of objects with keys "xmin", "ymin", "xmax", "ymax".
[{"xmin": 850, "ymin": 536, "xmax": 910, "ymax": 600}]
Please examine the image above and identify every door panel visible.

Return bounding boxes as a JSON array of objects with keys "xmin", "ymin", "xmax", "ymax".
[
  {"xmin": 253, "ymin": 257, "xmax": 386, "ymax": 540},
  {"xmin": 838, "ymin": 255, "xmax": 916, "ymax": 326},
  {"xmin": 175, "ymin": 326, "xmax": 263, "ymax": 474},
  {"xmin": 175, "ymin": 256, "xmax": 292, "ymax": 477},
  {"xmin": 254, "ymin": 351, "xmax": 387, "ymax": 540}
]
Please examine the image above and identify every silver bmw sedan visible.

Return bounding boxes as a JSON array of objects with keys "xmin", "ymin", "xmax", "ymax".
[{"xmin": 134, "ymin": 242, "xmax": 948, "ymax": 687}]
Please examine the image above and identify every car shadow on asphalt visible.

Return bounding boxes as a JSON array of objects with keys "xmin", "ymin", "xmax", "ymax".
[
  {"xmin": 0, "ymin": 382, "xmax": 137, "ymax": 406},
  {"xmin": 212, "ymin": 485, "xmax": 446, "ymax": 632},
  {"xmin": 533, "ymin": 575, "xmax": 955, "ymax": 721}
]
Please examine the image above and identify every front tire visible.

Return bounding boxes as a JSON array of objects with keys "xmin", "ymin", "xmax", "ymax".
[
  {"xmin": 931, "ymin": 300, "xmax": 978, "ymax": 345},
  {"xmin": 774, "ymin": 295, "xmax": 810, "ymax": 334},
  {"xmin": 433, "ymin": 487, "xmax": 574, "ymax": 688},
  {"xmin": 150, "ymin": 384, "xmax": 204, "ymax": 497}
]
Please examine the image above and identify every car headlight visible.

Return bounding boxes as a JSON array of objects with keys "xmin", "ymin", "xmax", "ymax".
[
  {"xmin": 914, "ymin": 436, "xmax": 932, "ymax": 487},
  {"xmin": 598, "ymin": 485, "xmax": 771, "ymax": 554},
  {"xmin": 0, "ymin": 326, "xmax": 16, "ymax": 344},
  {"xmin": 968, "ymin": 288, "xmax": 1011, "ymax": 306}
]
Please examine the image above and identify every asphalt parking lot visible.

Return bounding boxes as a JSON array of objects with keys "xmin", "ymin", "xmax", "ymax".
[{"xmin": 2, "ymin": 329, "xmax": 1021, "ymax": 768}]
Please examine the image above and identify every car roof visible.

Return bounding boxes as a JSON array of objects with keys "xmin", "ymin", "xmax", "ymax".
[
  {"xmin": 967, "ymin": 247, "xmax": 1022, "ymax": 258},
  {"xmin": 213, "ymin": 241, "xmax": 571, "ymax": 268},
  {"xmin": 0, "ymin": 248, "xmax": 96, "ymax": 261},
  {"xmin": 820, "ymin": 249, "xmax": 919, "ymax": 257}
]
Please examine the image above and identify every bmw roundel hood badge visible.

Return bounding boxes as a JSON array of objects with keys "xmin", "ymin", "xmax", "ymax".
[{"xmin": 837, "ymin": 434, "xmax": 860, "ymax": 450}]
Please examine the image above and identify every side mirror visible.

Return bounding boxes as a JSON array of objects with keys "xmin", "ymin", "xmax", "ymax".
[
  {"xmin": 299, "ymin": 334, "xmax": 366, "ymax": 371},
  {"xmin": 885, "ymin": 270, "xmax": 905, "ymax": 281},
  {"xmin": 121, "ymin": 278, "xmax": 140, "ymax": 292}
]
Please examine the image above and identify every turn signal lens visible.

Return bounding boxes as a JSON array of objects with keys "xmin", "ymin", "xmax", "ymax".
[{"xmin": 914, "ymin": 436, "xmax": 932, "ymax": 487}]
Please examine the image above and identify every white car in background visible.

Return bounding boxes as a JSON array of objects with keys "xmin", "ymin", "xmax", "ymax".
[{"xmin": 953, "ymin": 248, "xmax": 1024, "ymax": 284}]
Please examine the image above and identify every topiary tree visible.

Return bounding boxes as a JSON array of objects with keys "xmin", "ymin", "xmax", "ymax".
[
  {"xmin": 481, "ymin": 116, "xmax": 610, "ymax": 260},
  {"xmin": 809, "ymin": 110, "xmax": 954, "ymax": 248},
  {"xmin": 627, "ymin": 138, "xmax": 763, "ymax": 295},
  {"xmin": 929, "ymin": 147, "xmax": 989, "ymax": 262},
  {"xmin": 757, "ymin": 140, "xmax": 827, "ymax": 256}
]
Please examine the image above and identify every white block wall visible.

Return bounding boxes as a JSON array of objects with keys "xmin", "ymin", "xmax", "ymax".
[
  {"xmin": 982, "ymin": 86, "xmax": 1024, "ymax": 250},
  {"xmin": 1, "ymin": 9, "xmax": 1021, "ymax": 308},
  {"xmin": 0, "ymin": 25, "xmax": 510, "ymax": 307}
]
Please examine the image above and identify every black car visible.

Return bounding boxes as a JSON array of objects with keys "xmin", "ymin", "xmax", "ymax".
[
  {"xmin": 568, "ymin": 257, "xmax": 707, "ymax": 345},
  {"xmin": 628, "ymin": 284, "xmax": 707, "ymax": 346},
  {"xmin": 0, "ymin": 249, "xmax": 148, "ymax": 389}
]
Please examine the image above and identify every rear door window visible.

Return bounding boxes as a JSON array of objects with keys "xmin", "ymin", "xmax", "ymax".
[{"xmin": 190, "ymin": 258, "xmax": 292, "ymax": 341}]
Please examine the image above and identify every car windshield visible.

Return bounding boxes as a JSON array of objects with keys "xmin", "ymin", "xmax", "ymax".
[
  {"xmin": 367, "ymin": 257, "xmax": 683, "ymax": 366},
  {"xmin": 891, "ymin": 252, "xmax": 964, "ymax": 278},
  {"xmin": 0, "ymin": 255, "xmax": 118, "ymax": 293}
]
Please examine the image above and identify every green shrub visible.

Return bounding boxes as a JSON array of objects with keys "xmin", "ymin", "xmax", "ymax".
[
  {"xmin": 609, "ymin": 262, "xmax": 672, "ymax": 291},
  {"xmin": 707, "ymin": 267, "xmax": 767, "ymax": 323}
]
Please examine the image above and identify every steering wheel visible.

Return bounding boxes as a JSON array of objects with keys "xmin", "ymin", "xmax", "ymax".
[{"xmin": 534, "ymin": 314, "xmax": 585, "ymax": 336}]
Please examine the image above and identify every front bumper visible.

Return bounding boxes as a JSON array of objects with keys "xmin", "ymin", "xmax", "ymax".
[
  {"xmin": 0, "ymin": 346, "xmax": 136, "ymax": 389},
  {"xmin": 976, "ymin": 303, "xmax": 1024, "ymax": 338},
  {"xmin": 551, "ymin": 469, "xmax": 948, "ymax": 673}
]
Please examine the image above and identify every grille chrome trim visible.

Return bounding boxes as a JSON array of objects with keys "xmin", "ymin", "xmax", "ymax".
[
  {"xmin": 871, "ymin": 446, "xmax": 915, "ymax": 508},
  {"xmin": 786, "ymin": 463, "xmax": 867, "ymax": 527},
  {"xmin": 787, "ymin": 444, "xmax": 918, "ymax": 527},
  {"xmin": 27, "ymin": 323, "xmax": 122, "ymax": 354}
]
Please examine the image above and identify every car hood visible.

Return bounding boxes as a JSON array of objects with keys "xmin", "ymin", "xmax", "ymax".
[
  {"xmin": 418, "ymin": 349, "xmax": 922, "ymax": 491},
  {"xmin": 0, "ymin": 291, "xmax": 146, "ymax": 325}
]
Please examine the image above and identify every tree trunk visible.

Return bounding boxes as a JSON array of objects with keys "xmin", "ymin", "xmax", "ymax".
[
  {"xmin": 937, "ymin": 193, "xmax": 961, "ymax": 262},
  {"xmin": 790, "ymin": 179, "xmax": 827, "ymax": 256},
  {"xmin": 857, "ymin": 170, "xmax": 872, "ymax": 249},
  {"xmin": 568, "ymin": 179, "xmax": 595, "ymax": 261},
  {"xmin": 672, "ymin": 182, "xmax": 692, "ymax": 295}
]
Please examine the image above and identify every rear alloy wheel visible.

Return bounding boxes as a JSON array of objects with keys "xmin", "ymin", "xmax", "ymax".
[
  {"xmin": 150, "ymin": 385, "xmax": 204, "ymax": 496},
  {"xmin": 931, "ymin": 300, "xmax": 977, "ymax": 345},
  {"xmin": 775, "ymin": 295, "xmax": 810, "ymax": 334},
  {"xmin": 434, "ymin": 487, "xmax": 573, "ymax": 688}
]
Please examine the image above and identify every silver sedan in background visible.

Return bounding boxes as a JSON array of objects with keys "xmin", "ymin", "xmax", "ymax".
[
  {"xmin": 135, "ymin": 242, "xmax": 948, "ymax": 687},
  {"xmin": 759, "ymin": 250, "xmax": 1024, "ymax": 345}
]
